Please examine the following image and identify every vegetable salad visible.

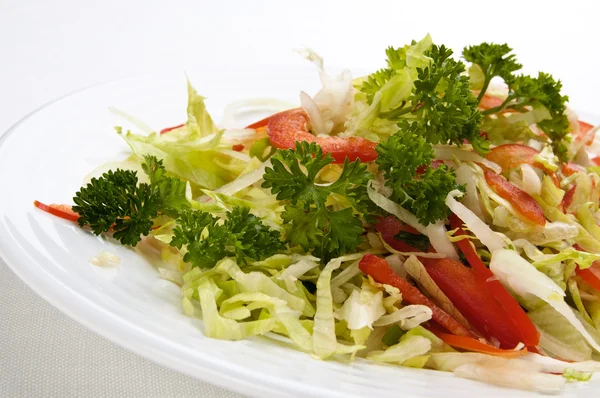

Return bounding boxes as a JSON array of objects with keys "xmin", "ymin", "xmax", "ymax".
[{"xmin": 36, "ymin": 34, "xmax": 600, "ymax": 392}]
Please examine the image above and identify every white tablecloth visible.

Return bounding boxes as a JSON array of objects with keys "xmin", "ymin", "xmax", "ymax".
[{"xmin": 1, "ymin": 0, "xmax": 599, "ymax": 396}]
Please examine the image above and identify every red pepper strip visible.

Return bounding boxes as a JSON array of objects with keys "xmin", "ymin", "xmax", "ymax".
[
  {"xmin": 484, "ymin": 169, "xmax": 546, "ymax": 226},
  {"xmin": 449, "ymin": 215, "xmax": 540, "ymax": 347},
  {"xmin": 550, "ymin": 172, "xmax": 561, "ymax": 189},
  {"xmin": 232, "ymin": 144, "xmax": 244, "ymax": 152},
  {"xmin": 159, "ymin": 123, "xmax": 185, "ymax": 135},
  {"xmin": 374, "ymin": 216, "xmax": 424, "ymax": 252},
  {"xmin": 576, "ymin": 264, "xmax": 600, "ymax": 292},
  {"xmin": 359, "ymin": 254, "xmax": 472, "ymax": 337},
  {"xmin": 267, "ymin": 108, "xmax": 377, "ymax": 163},
  {"xmin": 431, "ymin": 329, "xmax": 528, "ymax": 358},
  {"xmin": 420, "ymin": 257, "xmax": 524, "ymax": 348},
  {"xmin": 34, "ymin": 200, "xmax": 80, "ymax": 222},
  {"xmin": 484, "ymin": 144, "xmax": 547, "ymax": 173},
  {"xmin": 577, "ymin": 121, "xmax": 595, "ymax": 145},
  {"xmin": 562, "ymin": 162, "xmax": 584, "ymax": 177},
  {"xmin": 573, "ymin": 244, "xmax": 600, "ymax": 292},
  {"xmin": 562, "ymin": 185, "xmax": 576, "ymax": 213}
]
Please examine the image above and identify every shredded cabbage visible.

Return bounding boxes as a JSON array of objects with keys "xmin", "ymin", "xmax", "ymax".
[
  {"xmin": 445, "ymin": 190, "xmax": 507, "ymax": 252},
  {"xmin": 366, "ymin": 335, "xmax": 431, "ymax": 364},
  {"xmin": 490, "ymin": 249, "xmax": 600, "ymax": 353},
  {"xmin": 336, "ymin": 280, "xmax": 386, "ymax": 330}
]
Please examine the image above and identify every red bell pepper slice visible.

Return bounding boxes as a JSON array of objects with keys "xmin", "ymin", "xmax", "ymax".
[
  {"xmin": 34, "ymin": 200, "xmax": 80, "ymax": 222},
  {"xmin": 358, "ymin": 254, "xmax": 472, "ymax": 337},
  {"xmin": 576, "ymin": 264, "xmax": 600, "ymax": 292},
  {"xmin": 484, "ymin": 169, "xmax": 546, "ymax": 226},
  {"xmin": 562, "ymin": 162, "xmax": 584, "ymax": 177},
  {"xmin": 449, "ymin": 215, "xmax": 540, "ymax": 347},
  {"xmin": 431, "ymin": 330, "xmax": 527, "ymax": 358},
  {"xmin": 562, "ymin": 185, "xmax": 576, "ymax": 213},
  {"xmin": 159, "ymin": 123, "xmax": 185, "ymax": 135},
  {"xmin": 266, "ymin": 108, "xmax": 377, "ymax": 163},
  {"xmin": 420, "ymin": 257, "xmax": 524, "ymax": 349},
  {"xmin": 576, "ymin": 121, "xmax": 595, "ymax": 145},
  {"xmin": 374, "ymin": 216, "xmax": 424, "ymax": 253}
]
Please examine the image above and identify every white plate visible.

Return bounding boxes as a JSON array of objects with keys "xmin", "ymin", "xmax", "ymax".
[{"xmin": 0, "ymin": 66, "xmax": 596, "ymax": 398}]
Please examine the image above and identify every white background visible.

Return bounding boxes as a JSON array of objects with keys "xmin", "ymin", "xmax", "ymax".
[{"xmin": 1, "ymin": 0, "xmax": 599, "ymax": 396}]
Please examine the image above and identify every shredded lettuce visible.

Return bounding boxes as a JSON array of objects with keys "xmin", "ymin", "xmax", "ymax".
[
  {"xmin": 445, "ymin": 190, "xmax": 507, "ymax": 252},
  {"xmin": 336, "ymin": 280, "xmax": 386, "ymax": 330},
  {"xmin": 528, "ymin": 304, "xmax": 592, "ymax": 361},
  {"xmin": 185, "ymin": 78, "xmax": 220, "ymax": 137},
  {"xmin": 366, "ymin": 335, "xmax": 431, "ymax": 364},
  {"xmin": 277, "ymin": 255, "xmax": 320, "ymax": 292},
  {"xmin": 372, "ymin": 305, "xmax": 432, "ymax": 329},
  {"xmin": 490, "ymin": 249, "xmax": 600, "ymax": 353},
  {"xmin": 313, "ymin": 253, "xmax": 365, "ymax": 359}
]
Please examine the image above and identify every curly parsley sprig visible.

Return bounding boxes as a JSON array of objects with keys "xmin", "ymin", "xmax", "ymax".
[
  {"xmin": 262, "ymin": 142, "xmax": 374, "ymax": 261},
  {"xmin": 170, "ymin": 207, "xmax": 283, "ymax": 268},
  {"xmin": 463, "ymin": 43, "xmax": 570, "ymax": 161},
  {"xmin": 73, "ymin": 155, "xmax": 189, "ymax": 245},
  {"xmin": 375, "ymin": 126, "xmax": 464, "ymax": 225}
]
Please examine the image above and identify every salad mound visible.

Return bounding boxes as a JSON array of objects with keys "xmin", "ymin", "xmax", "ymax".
[{"xmin": 36, "ymin": 35, "xmax": 600, "ymax": 392}]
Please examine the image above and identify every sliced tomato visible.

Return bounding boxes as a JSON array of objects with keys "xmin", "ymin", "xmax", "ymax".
[
  {"xmin": 420, "ymin": 257, "xmax": 523, "ymax": 349},
  {"xmin": 484, "ymin": 144, "xmax": 545, "ymax": 173},
  {"xmin": 484, "ymin": 169, "xmax": 546, "ymax": 226},
  {"xmin": 450, "ymin": 214, "xmax": 540, "ymax": 347},
  {"xmin": 562, "ymin": 185, "xmax": 576, "ymax": 213},
  {"xmin": 358, "ymin": 254, "xmax": 472, "ymax": 337},
  {"xmin": 431, "ymin": 330, "xmax": 527, "ymax": 358},
  {"xmin": 34, "ymin": 200, "xmax": 80, "ymax": 222},
  {"xmin": 478, "ymin": 93, "xmax": 508, "ymax": 112},
  {"xmin": 159, "ymin": 123, "xmax": 185, "ymax": 135},
  {"xmin": 374, "ymin": 216, "xmax": 425, "ymax": 252},
  {"xmin": 267, "ymin": 108, "xmax": 378, "ymax": 163}
]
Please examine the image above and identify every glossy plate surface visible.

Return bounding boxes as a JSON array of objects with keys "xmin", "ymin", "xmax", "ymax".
[{"xmin": 0, "ymin": 66, "xmax": 596, "ymax": 397}]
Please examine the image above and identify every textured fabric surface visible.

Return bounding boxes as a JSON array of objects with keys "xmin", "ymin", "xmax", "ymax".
[{"xmin": 0, "ymin": 259, "xmax": 244, "ymax": 398}]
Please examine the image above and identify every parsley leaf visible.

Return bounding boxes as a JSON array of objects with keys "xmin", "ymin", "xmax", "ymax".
[
  {"xmin": 262, "ymin": 142, "xmax": 373, "ymax": 261},
  {"xmin": 376, "ymin": 128, "xmax": 464, "ymax": 225},
  {"xmin": 462, "ymin": 43, "xmax": 522, "ymax": 102},
  {"xmin": 408, "ymin": 45, "xmax": 487, "ymax": 154},
  {"xmin": 510, "ymin": 73, "xmax": 570, "ymax": 160},
  {"xmin": 170, "ymin": 206, "xmax": 283, "ymax": 268},
  {"xmin": 72, "ymin": 155, "xmax": 189, "ymax": 246},
  {"xmin": 403, "ymin": 165, "xmax": 464, "ymax": 224},
  {"xmin": 463, "ymin": 42, "xmax": 570, "ymax": 161}
]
